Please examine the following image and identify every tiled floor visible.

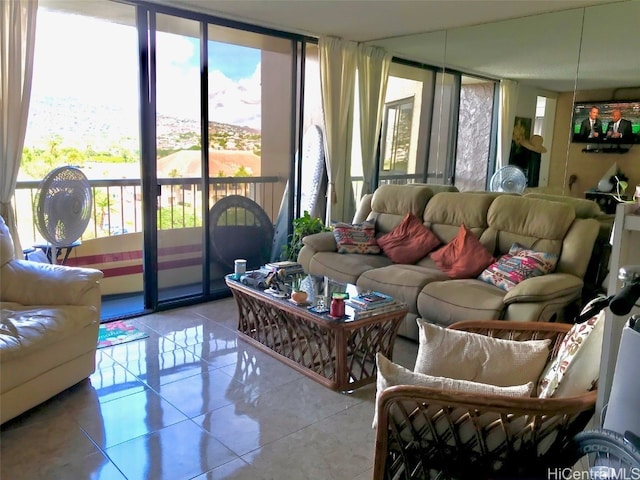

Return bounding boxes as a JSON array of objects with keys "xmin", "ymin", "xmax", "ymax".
[{"xmin": 0, "ymin": 297, "xmax": 418, "ymax": 480}]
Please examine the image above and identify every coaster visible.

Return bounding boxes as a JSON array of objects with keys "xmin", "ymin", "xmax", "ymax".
[{"xmin": 288, "ymin": 298, "xmax": 310, "ymax": 306}]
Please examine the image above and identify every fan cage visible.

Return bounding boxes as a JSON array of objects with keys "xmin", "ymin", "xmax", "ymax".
[
  {"xmin": 34, "ymin": 166, "xmax": 93, "ymax": 247},
  {"xmin": 490, "ymin": 166, "xmax": 527, "ymax": 194}
]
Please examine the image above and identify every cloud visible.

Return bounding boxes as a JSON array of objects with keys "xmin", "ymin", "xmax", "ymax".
[
  {"xmin": 31, "ymin": 9, "xmax": 262, "ymax": 128},
  {"xmin": 208, "ymin": 63, "xmax": 261, "ymax": 129}
]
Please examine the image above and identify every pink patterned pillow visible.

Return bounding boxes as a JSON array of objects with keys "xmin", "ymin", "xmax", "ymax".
[
  {"xmin": 478, "ymin": 243, "xmax": 559, "ymax": 291},
  {"xmin": 332, "ymin": 220, "xmax": 380, "ymax": 254}
]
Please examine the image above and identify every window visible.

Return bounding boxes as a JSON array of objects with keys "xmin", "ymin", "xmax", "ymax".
[{"xmin": 381, "ymin": 98, "xmax": 414, "ymax": 172}]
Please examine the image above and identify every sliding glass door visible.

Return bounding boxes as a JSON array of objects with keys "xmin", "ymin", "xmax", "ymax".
[{"xmin": 153, "ymin": 14, "xmax": 206, "ymax": 303}]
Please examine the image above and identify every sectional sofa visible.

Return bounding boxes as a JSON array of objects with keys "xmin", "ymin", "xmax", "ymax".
[{"xmin": 298, "ymin": 184, "xmax": 600, "ymax": 340}]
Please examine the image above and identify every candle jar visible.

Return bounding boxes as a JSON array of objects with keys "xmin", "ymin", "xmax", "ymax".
[
  {"xmin": 330, "ymin": 293, "xmax": 346, "ymax": 318},
  {"xmin": 234, "ymin": 259, "xmax": 247, "ymax": 279}
]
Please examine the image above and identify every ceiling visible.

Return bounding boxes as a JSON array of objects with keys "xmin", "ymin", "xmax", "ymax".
[
  {"xmin": 146, "ymin": 0, "xmax": 638, "ymax": 92},
  {"xmin": 148, "ymin": 0, "xmax": 609, "ymax": 41}
]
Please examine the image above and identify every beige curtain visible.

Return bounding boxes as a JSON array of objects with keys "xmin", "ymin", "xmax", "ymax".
[
  {"xmin": 357, "ymin": 45, "xmax": 391, "ymax": 197},
  {"xmin": 1, "ymin": 0, "xmax": 38, "ymax": 257},
  {"xmin": 497, "ymin": 79, "xmax": 519, "ymax": 170},
  {"xmin": 319, "ymin": 36, "xmax": 357, "ymax": 225}
]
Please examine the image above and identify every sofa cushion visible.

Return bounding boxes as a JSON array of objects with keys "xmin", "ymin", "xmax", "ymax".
[
  {"xmin": 0, "ymin": 302, "xmax": 99, "ymax": 394},
  {"xmin": 414, "ymin": 319, "xmax": 550, "ymax": 387},
  {"xmin": 538, "ymin": 300, "xmax": 604, "ymax": 398},
  {"xmin": 479, "ymin": 243, "xmax": 559, "ymax": 292},
  {"xmin": 0, "ymin": 304, "xmax": 98, "ymax": 361},
  {"xmin": 423, "ymin": 192, "xmax": 496, "ymax": 246},
  {"xmin": 332, "ymin": 220, "xmax": 380, "ymax": 254},
  {"xmin": 486, "ymin": 195, "xmax": 575, "ymax": 257},
  {"xmin": 523, "ymin": 193, "xmax": 603, "ymax": 219},
  {"xmin": 309, "ymin": 251, "xmax": 392, "ymax": 285},
  {"xmin": 372, "ymin": 353, "xmax": 534, "ymax": 429},
  {"xmin": 357, "ymin": 264, "xmax": 448, "ymax": 314},
  {"xmin": 429, "ymin": 224, "xmax": 495, "ymax": 279},
  {"xmin": 377, "ymin": 213, "xmax": 441, "ymax": 264},
  {"xmin": 370, "ymin": 184, "xmax": 435, "ymax": 235},
  {"xmin": 418, "ymin": 279, "xmax": 508, "ymax": 326}
]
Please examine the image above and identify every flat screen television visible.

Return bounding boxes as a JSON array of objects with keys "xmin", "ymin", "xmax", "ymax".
[{"xmin": 571, "ymin": 100, "xmax": 640, "ymax": 150}]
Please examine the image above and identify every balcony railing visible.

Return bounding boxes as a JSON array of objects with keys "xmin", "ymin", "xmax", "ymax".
[
  {"xmin": 14, "ymin": 176, "xmax": 282, "ymax": 246},
  {"xmin": 14, "ymin": 172, "xmax": 431, "ymax": 248}
]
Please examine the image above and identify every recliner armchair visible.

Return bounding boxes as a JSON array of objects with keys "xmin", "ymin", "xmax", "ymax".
[{"xmin": 0, "ymin": 215, "xmax": 103, "ymax": 424}]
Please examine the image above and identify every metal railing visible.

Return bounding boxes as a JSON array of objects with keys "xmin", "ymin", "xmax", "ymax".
[
  {"xmin": 14, "ymin": 176, "xmax": 282, "ymax": 245},
  {"xmin": 15, "ymin": 172, "xmax": 437, "ymax": 246}
]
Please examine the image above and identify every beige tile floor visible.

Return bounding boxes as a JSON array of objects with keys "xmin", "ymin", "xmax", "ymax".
[{"xmin": 0, "ymin": 297, "xmax": 418, "ymax": 480}]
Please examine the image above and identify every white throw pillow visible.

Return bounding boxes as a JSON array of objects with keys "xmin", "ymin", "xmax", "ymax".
[
  {"xmin": 415, "ymin": 319, "xmax": 551, "ymax": 387},
  {"xmin": 537, "ymin": 308, "xmax": 604, "ymax": 398},
  {"xmin": 373, "ymin": 353, "xmax": 534, "ymax": 429}
]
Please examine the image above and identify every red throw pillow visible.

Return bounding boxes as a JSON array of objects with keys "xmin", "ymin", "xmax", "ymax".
[
  {"xmin": 377, "ymin": 213, "xmax": 441, "ymax": 264},
  {"xmin": 429, "ymin": 224, "xmax": 495, "ymax": 279}
]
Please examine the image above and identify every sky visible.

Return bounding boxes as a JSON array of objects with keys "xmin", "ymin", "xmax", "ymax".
[{"xmin": 31, "ymin": 9, "xmax": 262, "ymax": 126}]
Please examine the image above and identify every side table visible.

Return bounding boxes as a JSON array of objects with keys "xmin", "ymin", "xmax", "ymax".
[{"xmin": 32, "ymin": 240, "xmax": 81, "ymax": 265}]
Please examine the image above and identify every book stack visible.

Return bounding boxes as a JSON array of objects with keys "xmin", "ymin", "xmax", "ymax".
[
  {"xmin": 260, "ymin": 261, "xmax": 304, "ymax": 276},
  {"xmin": 346, "ymin": 292, "xmax": 403, "ymax": 319}
]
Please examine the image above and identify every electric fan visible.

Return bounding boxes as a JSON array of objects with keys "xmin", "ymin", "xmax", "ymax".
[
  {"xmin": 489, "ymin": 165, "xmax": 527, "ymax": 194},
  {"xmin": 34, "ymin": 166, "xmax": 93, "ymax": 247}
]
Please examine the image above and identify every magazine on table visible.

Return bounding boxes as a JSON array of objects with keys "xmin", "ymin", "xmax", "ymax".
[{"xmin": 347, "ymin": 291, "xmax": 394, "ymax": 309}]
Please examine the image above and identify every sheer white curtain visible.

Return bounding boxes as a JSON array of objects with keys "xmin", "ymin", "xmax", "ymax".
[
  {"xmin": 1, "ymin": 0, "xmax": 37, "ymax": 257},
  {"xmin": 357, "ymin": 45, "xmax": 391, "ymax": 197},
  {"xmin": 319, "ymin": 36, "xmax": 357, "ymax": 225},
  {"xmin": 497, "ymin": 79, "xmax": 519, "ymax": 170}
]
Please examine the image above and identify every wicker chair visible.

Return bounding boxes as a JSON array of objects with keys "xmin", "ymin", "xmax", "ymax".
[{"xmin": 373, "ymin": 320, "xmax": 597, "ymax": 480}]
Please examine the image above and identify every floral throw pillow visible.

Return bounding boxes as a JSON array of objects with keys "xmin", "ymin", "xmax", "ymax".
[
  {"xmin": 537, "ymin": 298, "xmax": 605, "ymax": 398},
  {"xmin": 332, "ymin": 220, "xmax": 380, "ymax": 254},
  {"xmin": 478, "ymin": 243, "xmax": 559, "ymax": 291}
]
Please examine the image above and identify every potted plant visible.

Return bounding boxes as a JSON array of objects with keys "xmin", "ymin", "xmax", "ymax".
[
  {"xmin": 281, "ymin": 210, "xmax": 330, "ymax": 262},
  {"xmin": 290, "ymin": 274, "xmax": 308, "ymax": 304}
]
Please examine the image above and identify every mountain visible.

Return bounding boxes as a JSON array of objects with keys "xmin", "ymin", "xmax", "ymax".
[{"xmin": 24, "ymin": 95, "xmax": 261, "ymax": 154}]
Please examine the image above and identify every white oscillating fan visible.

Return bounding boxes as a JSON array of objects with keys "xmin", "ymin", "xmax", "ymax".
[
  {"xmin": 34, "ymin": 166, "xmax": 92, "ymax": 247},
  {"xmin": 489, "ymin": 165, "xmax": 527, "ymax": 194}
]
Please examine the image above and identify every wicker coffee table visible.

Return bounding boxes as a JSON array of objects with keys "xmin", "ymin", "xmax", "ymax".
[{"xmin": 225, "ymin": 274, "xmax": 407, "ymax": 391}]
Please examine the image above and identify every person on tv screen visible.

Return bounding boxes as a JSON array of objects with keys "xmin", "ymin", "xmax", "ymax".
[
  {"xmin": 578, "ymin": 106, "xmax": 604, "ymax": 141},
  {"xmin": 606, "ymin": 108, "xmax": 633, "ymax": 141}
]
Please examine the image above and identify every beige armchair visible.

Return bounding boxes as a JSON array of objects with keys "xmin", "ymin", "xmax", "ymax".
[{"xmin": 0, "ymin": 215, "xmax": 103, "ymax": 424}]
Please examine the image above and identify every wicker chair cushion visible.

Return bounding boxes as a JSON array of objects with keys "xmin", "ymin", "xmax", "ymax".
[
  {"xmin": 538, "ymin": 302, "xmax": 605, "ymax": 398},
  {"xmin": 415, "ymin": 319, "xmax": 550, "ymax": 387},
  {"xmin": 373, "ymin": 353, "xmax": 534, "ymax": 429}
]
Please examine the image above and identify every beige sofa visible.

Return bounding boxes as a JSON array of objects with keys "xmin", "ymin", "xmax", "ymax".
[
  {"xmin": 0, "ymin": 215, "xmax": 103, "ymax": 424},
  {"xmin": 299, "ymin": 185, "xmax": 600, "ymax": 340}
]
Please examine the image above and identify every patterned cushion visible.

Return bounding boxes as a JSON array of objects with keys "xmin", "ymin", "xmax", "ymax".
[
  {"xmin": 377, "ymin": 213, "xmax": 441, "ymax": 264},
  {"xmin": 332, "ymin": 220, "xmax": 380, "ymax": 254},
  {"xmin": 372, "ymin": 353, "xmax": 534, "ymax": 429},
  {"xmin": 538, "ymin": 298, "xmax": 605, "ymax": 398},
  {"xmin": 478, "ymin": 243, "xmax": 559, "ymax": 291},
  {"xmin": 429, "ymin": 224, "xmax": 495, "ymax": 279}
]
